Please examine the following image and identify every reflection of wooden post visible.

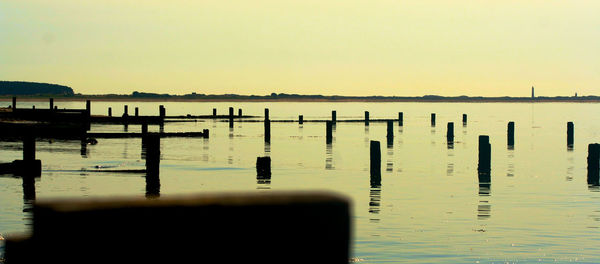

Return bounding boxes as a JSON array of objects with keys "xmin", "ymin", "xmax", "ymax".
[
  {"xmin": 364, "ymin": 111, "xmax": 369, "ymax": 126},
  {"xmin": 587, "ymin": 143, "xmax": 600, "ymax": 186},
  {"xmin": 567, "ymin": 122, "xmax": 574, "ymax": 147},
  {"xmin": 145, "ymin": 134, "xmax": 160, "ymax": 197},
  {"xmin": 326, "ymin": 121, "xmax": 333, "ymax": 144},
  {"xmin": 507, "ymin": 122, "xmax": 515, "ymax": 147},
  {"xmin": 398, "ymin": 112, "xmax": 403, "ymax": 126},
  {"xmin": 370, "ymin": 141, "xmax": 381, "ymax": 185},
  {"xmin": 431, "ymin": 113, "xmax": 436, "ymax": 126}
]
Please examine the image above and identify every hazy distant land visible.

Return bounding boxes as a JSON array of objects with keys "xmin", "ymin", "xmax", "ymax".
[{"xmin": 1, "ymin": 81, "xmax": 598, "ymax": 102}]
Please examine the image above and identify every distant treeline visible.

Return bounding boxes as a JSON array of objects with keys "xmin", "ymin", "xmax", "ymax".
[{"xmin": 0, "ymin": 81, "xmax": 74, "ymax": 96}]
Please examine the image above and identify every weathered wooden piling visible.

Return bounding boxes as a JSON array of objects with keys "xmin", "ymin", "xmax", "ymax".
[
  {"xmin": 326, "ymin": 121, "xmax": 333, "ymax": 144},
  {"xmin": 587, "ymin": 143, "xmax": 600, "ymax": 186},
  {"xmin": 141, "ymin": 123, "xmax": 148, "ymax": 134},
  {"xmin": 567, "ymin": 122, "xmax": 574, "ymax": 148},
  {"xmin": 213, "ymin": 108, "xmax": 217, "ymax": 116},
  {"xmin": 144, "ymin": 134, "xmax": 161, "ymax": 197},
  {"xmin": 370, "ymin": 140, "xmax": 381, "ymax": 186},
  {"xmin": 23, "ymin": 136, "xmax": 35, "ymax": 161},
  {"xmin": 256, "ymin": 156, "xmax": 271, "ymax": 179},
  {"xmin": 238, "ymin": 109, "xmax": 242, "ymax": 117},
  {"xmin": 265, "ymin": 108, "xmax": 269, "ymax": 120},
  {"xmin": 364, "ymin": 111, "xmax": 369, "ymax": 125},
  {"xmin": 12, "ymin": 97, "xmax": 16, "ymax": 110},
  {"xmin": 159, "ymin": 105, "xmax": 166, "ymax": 118},
  {"xmin": 135, "ymin": 107, "xmax": 139, "ymax": 117},
  {"xmin": 49, "ymin": 98, "xmax": 54, "ymax": 110},
  {"xmin": 399, "ymin": 112, "xmax": 403, "ymax": 126},
  {"xmin": 478, "ymin": 135, "xmax": 491, "ymax": 183},
  {"xmin": 108, "ymin": 107, "xmax": 112, "ymax": 117},
  {"xmin": 447, "ymin": 122, "xmax": 454, "ymax": 142},
  {"xmin": 123, "ymin": 105, "xmax": 129, "ymax": 117},
  {"xmin": 11, "ymin": 136, "xmax": 42, "ymax": 176},
  {"xmin": 386, "ymin": 121, "xmax": 393, "ymax": 140},
  {"xmin": 85, "ymin": 100, "xmax": 91, "ymax": 116},
  {"xmin": 229, "ymin": 107, "xmax": 234, "ymax": 117},
  {"xmin": 431, "ymin": 113, "xmax": 436, "ymax": 126},
  {"xmin": 299, "ymin": 115, "xmax": 303, "ymax": 124},
  {"xmin": 462, "ymin": 114, "xmax": 467, "ymax": 125},
  {"xmin": 332, "ymin": 111, "xmax": 337, "ymax": 124},
  {"xmin": 203, "ymin": 129, "xmax": 209, "ymax": 138},
  {"xmin": 507, "ymin": 122, "xmax": 515, "ymax": 147}
]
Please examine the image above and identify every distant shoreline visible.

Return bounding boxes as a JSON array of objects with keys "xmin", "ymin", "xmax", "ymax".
[{"xmin": 0, "ymin": 96, "xmax": 598, "ymax": 103}]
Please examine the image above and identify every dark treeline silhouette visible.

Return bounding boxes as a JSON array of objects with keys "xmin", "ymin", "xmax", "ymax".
[{"xmin": 0, "ymin": 81, "xmax": 74, "ymax": 96}]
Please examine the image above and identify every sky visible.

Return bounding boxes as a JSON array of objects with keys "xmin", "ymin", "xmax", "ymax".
[{"xmin": 1, "ymin": 1, "xmax": 599, "ymax": 96}]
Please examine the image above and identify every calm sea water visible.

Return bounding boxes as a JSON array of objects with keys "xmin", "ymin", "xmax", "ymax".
[{"xmin": 1, "ymin": 101, "xmax": 599, "ymax": 263}]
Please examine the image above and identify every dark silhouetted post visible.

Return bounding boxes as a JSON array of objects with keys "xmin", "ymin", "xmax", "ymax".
[
  {"xmin": 108, "ymin": 107, "xmax": 112, "ymax": 117},
  {"xmin": 326, "ymin": 121, "xmax": 333, "ymax": 144},
  {"xmin": 141, "ymin": 123, "xmax": 148, "ymax": 135},
  {"xmin": 587, "ymin": 144, "xmax": 600, "ymax": 186},
  {"xmin": 265, "ymin": 108, "xmax": 269, "ymax": 120},
  {"xmin": 123, "ymin": 105, "xmax": 129, "ymax": 117},
  {"xmin": 49, "ymin": 98, "xmax": 54, "ymax": 110},
  {"xmin": 507, "ymin": 122, "xmax": 515, "ymax": 147},
  {"xmin": 144, "ymin": 134, "xmax": 160, "ymax": 197},
  {"xmin": 447, "ymin": 122, "xmax": 454, "ymax": 142},
  {"xmin": 399, "ymin": 112, "xmax": 403, "ymax": 126},
  {"xmin": 364, "ymin": 111, "xmax": 369, "ymax": 126},
  {"xmin": 299, "ymin": 115, "xmax": 303, "ymax": 124},
  {"xmin": 238, "ymin": 109, "xmax": 242, "ymax": 117},
  {"xmin": 12, "ymin": 97, "xmax": 16, "ymax": 110},
  {"xmin": 264, "ymin": 109, "xmax": 270, "ymax": 143},
  {"xmin": 567, "ymin": 122, "xmax": 574, "ymax": 148},
  {"xmin": 431, "ymin": 113, "xmax": 436, "ymax": 126},
  {"xmin": 85, "ymin": 100, "xmax": 91, "ymax": 116},
  {"xmin": 203, "ymin": 129, "xmax": 209, "ymax": 138},
  {"xmin": 23, "ymin": 136, "xmax": 35, "ymax": 161},
  {"xmin": 386, "ymin": 121, "xmax": 393, "ymax": 140},
  {"xmin": 229, "ymin": 107, "xmax": 234, "ymax": 118},
  {"xmin": 135, "ymin": 107, "xmax": 139, "ymax": 117},
  {"xmin": 213, "ymin": 108, "xmax": 217, "ymax": 116},
  {"xmin": 332, "ymin": 111, "xmax": 337, "ymax": 124},
  {"xmin": 478, "ymin": 135, "xmax": 491, "ymax": 183},
  {"xmin": 370, "ymin": 141, "xmax": 381, "ymax": 186},
  {"xmin": 462, "ymin": 114, "xmax": 467, "ymax": 125},
  {"xmin": 256, "ymin": 156, "xmax": 271, "ymax": 179},
  {"xmin": 159, "ymin": 105, "xmax": 166, "ymax": 118}
]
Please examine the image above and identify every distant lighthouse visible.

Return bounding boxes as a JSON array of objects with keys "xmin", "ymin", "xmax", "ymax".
[{"xmin": 531, "ymin": 86, "xmax": 535, "ymax": 99}]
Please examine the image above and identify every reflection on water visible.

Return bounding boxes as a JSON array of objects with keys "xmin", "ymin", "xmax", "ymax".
[
  {"xmin": 369, "ymin": 186, "xmax": 381, "ymax": 218},
  {"xmin": 325, "ymin": 143, "xmax": 334, "ymax": 170},
  {"xmin": 386, "ymin": 144, "xmax": 393, "ymax": 173},
  {"xmin": 478, "ymin": 184, "xmax": 491, "ymax": 220},
  {"xmin": 507, "ymin": 149, "xmax": 515, "ymax": 177}
]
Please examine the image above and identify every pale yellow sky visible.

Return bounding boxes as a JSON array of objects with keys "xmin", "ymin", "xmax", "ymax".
[{"xmin": 1, "ymin": 1, "xmax": 599, "ymax": 96}]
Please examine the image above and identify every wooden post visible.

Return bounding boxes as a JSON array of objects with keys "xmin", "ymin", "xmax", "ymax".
[
  {"xmin": 12, "ymin": 97, "xmax": 16, "ymax": 110},
  {"xmin": 203, "ymin": 129, "xmax": 209, "ymax": 138},
  {"xmin": 49, "ymin": 98, "xmax": 54, "ymax": 110},
  {"xmin": 85, "ymin": 100, "xmax": 91, "ymax": 116},
  {"xmin": 264, "ymin": 119, "xmax": 270, "ymax": 143},
  {"xmin": 108, "ymin": 107, "xmax": 112, "ymax": 117},
  {"xmin": 135, "ymin": 107, "xmax": 139, "ymax": 117},
  {"xmin": 364, "ymin": 111, "xmax": 369, "ymax": 126},
  {"xmin": 159, "ymin": 105, "xmax": 165, "ymax": 118},
  {"xmin": 478, "ymin": 135, "xmax": 491, "ymax": 183},
  {"xmin": 462, "ymin": 114, "xmax": 467, "ymax": 125},
  {"xmin": 141, "ymin": 123, "xmax": 148, "ymax": 134},
  {"xmin": 398, "ymin": 112, "xmax": 403, "ymax": 126},
  {"xmin": 326, "ymin": 121, "xmax": 333, "ymax": 144},
  {"xmin": 265, "ymin": 108, "xmax": 269, "ymax": 120},
  {"xmin": 567, "ymin": 122, "xmax": 574, "ymax": 148},
  {"xmin": 299, "ymin": 115, "xmax": 303, "ymax": 124},
  {"xmin": 229, "ymin": 107, "xmax": 234, "ymax": 118},
  {"xmin": 507, "ymin": 122, "xmax": 515, "ymax": 147},
  {"xmin": 370, "ymin": 141, "xmax": 381, "ymax": 186},
  {"xmin": 386, "ymin": 121, "xmax": 393, "ymax": 140},
  {"xmin": 431, "ymin": 113, "xmax": 436, "ymax": 126},
  {"xmin": 124, "ymin": 105, "xmax": 129, "ymax": 117},
  {"xmin": 587, "ymin": 144, "xmax": 600, "ymax": 186},
  {"xmin": 332, "ymin": 111, "xmax": 337, "ymax": 124},
  {"xmin": 213, "ymin": 108, "xmax": 217, "ymax": 116},
  {"xmin": 238, "ymin": 109, "xmax": 242, "ymax": 117},
  {"xmin": 256, "ymin": 156, "xmax": 271, "ymax": 179},
  {"xmin": 144, "ymin": 134, "xmax": 161, "ymax": 197},
  {"xmin": 23, "ymin": 136, "xmax": 35, "ymax": 161},
  {"xmin": 446, "ymin": 122, "xmax": 454, "ymax": 142}
]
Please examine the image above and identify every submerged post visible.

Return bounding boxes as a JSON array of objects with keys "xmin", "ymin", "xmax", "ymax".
[
  {"xmin": 332, "ymin": 111, "xmax": 337, "ymax": 124},
  {"xmin": 447, "ymin": 122, "xmax": 454, "ymax": 142},
  {"xmin": 365, "ymin": 111, "xmax": 369, "ymax": 126},
  {"xmin": 299, "ymin": 115, "xmax": 303, "ymax": 125},
  {"xmin": 431, "ymin": 113, "xmax": 436, "ymax": 126},
  {"xmin": 370, "ymin": 141, "xmax": 381, "ymax": 186},
  {"xmin": 507, "ymin": 122, "xmax": 515, "ymax": 147},
  {"xmin": 256, "ymin": 156, "xmax": 271, "ymax": 179},
  {"xmin": 399, "ymin": 112, "xmax": 403, "ymax": 126},
  {"xmin": 478, "ymin": 135, "xmax": 491, "ymax": 183},
  {"xmin": 49, "ymin": 98, "xmax": 54, "ymax": 110},
  {"xmin": 144, "ymin": 133, "xmax": 161, "ymax": 197},
  {"xmin": 587, "ymin": 143, "xmax": 600, "ymax": 186},
  {"xmin": 326, "ymin": 121, "xmax": 333, "ymax": 144},
  {"xmin": 567, "ymin": 122, "xmax": 574, "ymax": 148}
]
